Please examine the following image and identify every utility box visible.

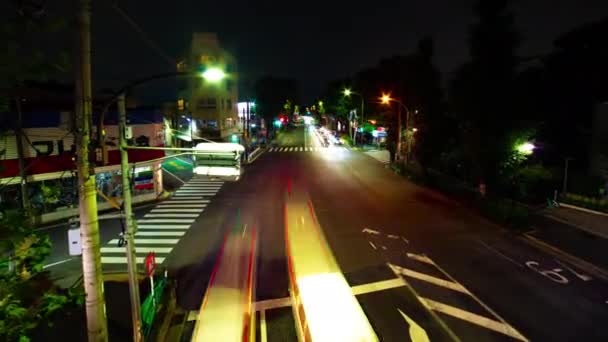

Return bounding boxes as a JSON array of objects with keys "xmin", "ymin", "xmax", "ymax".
[{"xmin": 67, "ymin": 218, "xmax": 82, "ymax": 256}]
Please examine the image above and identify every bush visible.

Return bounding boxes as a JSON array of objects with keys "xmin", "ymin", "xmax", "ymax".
[{"xmin": 562, "ymin": 193, "xmax": 608, "ymax": 213}]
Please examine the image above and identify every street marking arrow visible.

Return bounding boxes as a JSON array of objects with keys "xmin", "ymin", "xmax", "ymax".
[{"xmin": 398, "ymin": 308, "xmax": 430, "ymax": 342}]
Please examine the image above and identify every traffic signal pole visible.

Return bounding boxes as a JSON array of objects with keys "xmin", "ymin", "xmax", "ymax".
[{"xmin": 118, "ymin": 93, "xmax": 143, "ymax": 342}]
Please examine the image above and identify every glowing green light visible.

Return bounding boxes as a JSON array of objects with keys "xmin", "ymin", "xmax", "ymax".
[
  {"xmin": 201, "ymin": 68, "xmax": 226, "ymax": 82},
  {"xmin": 516, "ymin": 142, "xmax": 535, "ymax": 155},
  {"xmin": 231, "ymin": 134, "xmax": 238, "ymax": 143}
]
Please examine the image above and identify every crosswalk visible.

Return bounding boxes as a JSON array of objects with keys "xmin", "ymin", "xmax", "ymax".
[
  {"xmin": 100, "ymin": 177, "xmax": 224, "ymax": 266},
  {"xmin": 268, "ymin": 146, "xmax": 350, "ymax": 152}
]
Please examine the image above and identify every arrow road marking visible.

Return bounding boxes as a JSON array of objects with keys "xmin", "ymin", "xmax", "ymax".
[{"xmin": 398, "ymin": 308, "xmax": 430, "ymax": 342}]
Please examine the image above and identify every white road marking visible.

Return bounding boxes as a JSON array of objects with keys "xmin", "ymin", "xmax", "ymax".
[
  {"xmin": 254, "ymin": 297, "xmax": 293, "ymax": 311},
  {"xmin": 138, "ymin": 218, "xmax": 195, "ymax": 223},
  {"xmin": 172, "ymin": 195, "xmax": 204, "ymax": 198},
  {"xmin": 361, "ymin": 228, "xmax": 380, "ymax": 235},
  {"xmin": 260, "ymin": 310, "xmax": 268, "ymax": 342},
  {"xmin": 109, "ymin": 238, "xmax": 179, "ymax": 244},
  {"xmin": 165, "ymin": 200, "xmax": 210, "ymax": 204},
  {"xmin": 178, "ymin": 188, "xmax": 221, "ymax": 191},
  {"xmin": 43, "ymin": 258, "xmax": 74, "ymax": 269},
  {"xmin": 389, "ymin": 263, "xmax": 470, "ymax": 294},
  {"xmin": 420, "ymin": 297, "xmax": 528, "ymax": 341},
  {"xmin": 368, "ymin": 241, "xmax": 377, "ymax": 250},
  {"xmin": 157, "ymin": 204, "xmax": 207, "ymax": 208},
  {"xmin": 176, "ymin": 191, "xmax": 218, "ymax": 194},
  {"xmin": 269, "ymin": 148, "xmax": 275, "ymax": 152},
  {"xmin": 555, "ymin": 259, "xmax": 593, "ymax": 281},
  {"xmin": 136, "ymin": 231, "xmax": 185, "ymax": 236},
  {"xmin": 289, "ymin": 147, "xmax": 294, "ymax": 151},
  {"xmin": 427, "ymin": 257, "xmax": 527, "ymax": 339},
  {"xmin": 144, "ymin": 213, "xmax": 199, "ymax": 218},
  {"xmin": 407, "ymin": 253, "xmax": 435, "ymax": 265},
  {"xmin": 101, "ymin": 256, "xmax": 166, "ymax": 264},
  {"xmin": 388, "ymin": 234, "xmax": 399, "ymax": 239},
  {"xmin": 101, "ymin": 246, "xmax": 173, "ymax": 254},
  {"xmin": 398, "ymin": 308, "xmax": 430, "ymax": 342},
  {"xmin": 351, "ymin": 278, "xmax": 406, "ymax": 295},
  {"xmin": 299, "ymin": 147, "xmax": 303, "ymax": 151},
  {"xmin": 381, "ymin": 246, "xmax": 387, "ymax": 250},
  {"xmin": 478, "ymin": 240, "xmax": 523, "ymax": 268},
  {"xmin": 138, "ymin": 225, "xmax": 190, "ymax": 230},
  {"xmin": 151, "ymin": 208, "xmax": 203, "ymax": 213},
  {"xmin": 401, "ymin": 236, "xmax": 410, "ymax": 244}
]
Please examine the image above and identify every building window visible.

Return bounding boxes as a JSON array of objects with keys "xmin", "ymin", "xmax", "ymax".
[
  {"xmin": 226, "ymin": 99, "xmax": 232, "ymax": 110},
  {"xmin": 207, "ymin": 98, "xmax": 217, "ymax": 108},
  {"xmin": 226, "ymin": 80, "xmax": 233, "ymax": 91}
]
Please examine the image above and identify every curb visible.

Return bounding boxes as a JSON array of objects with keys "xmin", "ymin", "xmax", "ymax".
[{"xmin": 521, "ymin": 233, "xmax": 608, "ymax": 282}]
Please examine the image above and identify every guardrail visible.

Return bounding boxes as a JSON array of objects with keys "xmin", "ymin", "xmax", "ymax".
[
  {"xmin": 284, "ymin": 184, "xmax": 378, "ymax": 342},
  {"xmin": 190, "ymin": 227, "xmax": 257, "ymax": 341},
  {"xmin": 246, "ymin": 146, "xmax": 264, "ymax": 164}
]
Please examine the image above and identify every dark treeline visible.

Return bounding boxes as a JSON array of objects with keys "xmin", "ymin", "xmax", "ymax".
[{"xmin": 320, "ymin": 0, "xmax": 608, "ymax": 203}]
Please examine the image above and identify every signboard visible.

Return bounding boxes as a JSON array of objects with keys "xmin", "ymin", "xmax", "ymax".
[{"xmin": 145, "ymin": 252, "xmax": 156, "ymax": 277}]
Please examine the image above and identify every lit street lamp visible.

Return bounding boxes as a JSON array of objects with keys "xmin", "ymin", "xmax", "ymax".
[
  {"xmin": 380, "ymin": 93, "xmax": 415, "ymax": 163},
  {"xmin": 201, "ymin": 67, "xmax": 226, "ymax": 82}
]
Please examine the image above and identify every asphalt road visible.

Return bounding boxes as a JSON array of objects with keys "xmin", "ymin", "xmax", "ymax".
[{"xmin": 46, "ymin": 125, "xmax": 608, "ymax": 341}]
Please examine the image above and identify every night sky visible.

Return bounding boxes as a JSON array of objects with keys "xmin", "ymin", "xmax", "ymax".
[{"xmin": 6, "ymin": 0, "xmax": 608, "ymax": 103}]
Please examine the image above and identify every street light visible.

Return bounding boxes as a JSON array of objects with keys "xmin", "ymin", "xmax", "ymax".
[
  {"xmin": 380, "ymin": 93, "xmax": 414, "ymax": 163},
  {"xmin": 342, "ymin": 88, "xmax": 365, "ymax": 143},
  {"xmin": 201, "ymin": 67, "xmax": 226, "ymax": 82}
]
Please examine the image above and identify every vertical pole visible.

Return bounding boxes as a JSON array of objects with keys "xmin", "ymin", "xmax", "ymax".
[
  {"xmin": 246, "ymin": 100, "xmax": 250, "ymax": 139},
  {"xmin": 404, "ymin": 106, "xmax": 410, "ymax": 164},
  {"xmin": 14, "ymin": 97, "xmax": 30, "ymax": 212},
  {"xmin": 563, "ymin": 158, "xmax": 569, "ymax": 194},
  {"xmin": 396, "ymin": 104, "xmax": 402, "ymax": 161},
  {"xmin": 76, "ymin": 0, "xmax": 109, "ymax": 340},
  {"xmin": 118, "ymin": 93, "xmax": 143, "ymax": 342}
]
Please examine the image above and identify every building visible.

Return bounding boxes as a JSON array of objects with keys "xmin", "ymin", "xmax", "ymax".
[{"xmin": 178, "ymin": 33, "xmax": 239, "ymax": 141}]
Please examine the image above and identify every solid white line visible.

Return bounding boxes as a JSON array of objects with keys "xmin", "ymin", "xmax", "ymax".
[
  {"xmin": 136, "ymin": 231, "xmax": 185, "ymax": 236},
  {"xmin": 43, "ymin": 258, "xmax": 74, "ymax": 269},
  {"xmin": 260, "ymin": 310, "xmax": 268, "ymax": 342},
  {"xmin": 138, "ymin": 225, "xmax": 190, "ymax": 230},
  {"xmin": 138, "ymin": 218, "xmax": 195, "ymax": 223},
  {"xmin": 101, "ymin": 247, "xmax": 173, "ymax": 254},
  {"xmin": 151, "ymin": 208, "xmax": 203, "ymax": 213},
  {"xmin": 421, "ymin": 297, "xmax": 528, "ymax": 341},
  {"xmin": 389, "ymin": 264, "xmax": 470, "ymax": 295},
  {"xmin": 368, "ymin": 241, "xmax": 377, "ymax": 250},
  {"xmin": 351, "ymin": 278, "xmax": 406, "ymax": 295},
  {"xmin": 109, "ymin": 238, "xmax": 178, "ymax": 244},
  {"xmin": 407, "ymin": 253, "xmax": 435, "ymax": 265},
  {"xmin": 477, "ymin": 240, "xmax": 524, "ymax": 268},
  {"xmin": 144, "ymin": 213, "xmax": 199, "ymax": 218},
  {"xmin": 101, "ymin": 256, "xmax": 166, "ymax": 264}
]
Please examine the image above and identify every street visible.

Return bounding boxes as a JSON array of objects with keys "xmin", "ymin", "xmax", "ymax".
[{"xmin": 45, "ymin": 125, "xmax": 608, "ymax": 341}]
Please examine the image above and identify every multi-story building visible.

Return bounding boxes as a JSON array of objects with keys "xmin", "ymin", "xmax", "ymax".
[{"xmin": 178, "ymin": 32, "xmax": 239, "ymax": 141}]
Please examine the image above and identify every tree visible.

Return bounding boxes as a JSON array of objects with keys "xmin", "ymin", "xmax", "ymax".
[
  {"xmin": 450, "ymin": 0, "xmax": 522, "ymax": 193},
  {"xmin": 0, "ymin": 211, "xmax": 84, "ymax": 341},
  {"xmin": 253, "ymin": 76, "xmax": 299, "ymax": 127}
]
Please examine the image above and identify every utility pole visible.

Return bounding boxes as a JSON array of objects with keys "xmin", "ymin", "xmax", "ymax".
[
  {"xmin": 396, "ymin": 104, "xmax": 402, "ymax": 162},
  {"xmin": 75, "ymin": 0, "xmax": 109, "ymax": 340},
  {"xmin": 118, "ymin": 93, "xmax": 143, "ymax": 342},
  {"xmin": 14, "ymin": 97, "xmax": 30, "ymax": 212}
]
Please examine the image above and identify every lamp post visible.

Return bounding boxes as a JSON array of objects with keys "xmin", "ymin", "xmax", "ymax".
[
  {"xmin": 343, "ymin": 88, "xmax": 364, "ymax": 143},
  {"xmin": 381, "ymin": 94, "xmax": 412, "ymax": 163}
]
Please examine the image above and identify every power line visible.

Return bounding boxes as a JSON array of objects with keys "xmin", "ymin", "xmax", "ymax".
[{"xmin": 108, "ymin": 2, "xmax": 175, "ymax": 67}]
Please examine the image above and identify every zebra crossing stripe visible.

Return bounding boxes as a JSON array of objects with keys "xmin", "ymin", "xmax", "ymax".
[
  {"xmin": 165, "ymin": 200, "xmax": 210, "ymax": 204},
  {"xmin": 151, "ymin": 208, "xmax": 203, "ymax": 213},
  {"xmin": 136, "ymin": 231, "xmax": 185, "ymax": 236},
  {"xmin": 109, "ymin": 238, "xmax": 179, "ymax": 244},
  {"xmin": 298, "ymin": 147, "xmax": 302, "ymax": 151},
  {"xmin": 144, "ymin": 213, "xmax": 199, "ymax": 218},
  {"xmin": 177, "ymin": 190, "xmax": 218, "ymax": 193},
  {"xmin": 101, "ymin": 256, "xmax": 166, "ymax": 264},
  {"xmin": 101, "ymin": 247, "xmax": 173, "ymax": 254},
  {"xmin": 138, "ymin": 224, "xmax": 190, "ymax": 230},
  {"xmin": 157, "ymin": 203, "xmax": 207, "ymax": 207},
  {"xmin": 138, "ymin": 218, "xmax": 195, "ymax": 223}
]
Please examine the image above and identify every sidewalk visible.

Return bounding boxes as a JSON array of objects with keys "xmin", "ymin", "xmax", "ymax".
[
  {"xmin": 528, "ymin": 205, "xmax": 608, "ymax": 274},
  {"xmin": 363, "ymin": 149, "xmax": 390, "ymax": 165}
]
